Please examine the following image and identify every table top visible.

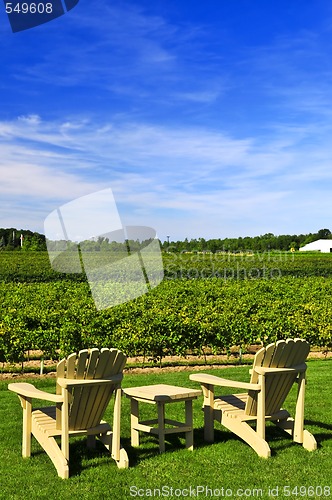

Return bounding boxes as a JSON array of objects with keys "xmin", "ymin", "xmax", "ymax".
[{"xmin": 123, "ymin": 384, "xmax": 201, "ymax": 402}]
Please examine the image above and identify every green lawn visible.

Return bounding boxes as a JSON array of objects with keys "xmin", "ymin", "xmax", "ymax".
[{"xmin": 1, "ymin": 360, "xmax": 331, "ymax": 499}]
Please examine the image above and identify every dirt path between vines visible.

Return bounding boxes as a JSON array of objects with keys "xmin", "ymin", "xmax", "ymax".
[{"xmin": 1, "ymin": 350, "xmax": 331, "ymax": 380}]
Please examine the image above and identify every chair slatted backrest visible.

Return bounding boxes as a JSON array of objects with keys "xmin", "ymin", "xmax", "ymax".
[
  {"xmin": 56, "ymin": 348, "xmax": 126, "ymax": 431},
  {"xmin": 245, "ymin": 339, "xmax": 310, "ymax": 416}
]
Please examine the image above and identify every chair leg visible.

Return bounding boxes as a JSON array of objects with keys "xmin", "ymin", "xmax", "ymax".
[
  {"xmin": 130, "ymin": 398, "xmax": 140, "ymax": 447},
  {"xmin": 302, "ymin": 429, "xmax": 317, "ymax": 451},
  {"xmin": 274, "ymin": 417, "xmax": 317, "ymax": 451},
  {"xmin": 95, "ymin": 385, "xmax": 130, "ymax": 470},
  {"xmin": 98, "ymin": 431, "xmax": 129, "ymax": 469},
  {"xmin": 21, "ymin": 397, "xmax": 32, "ymax": 458},
  {"xmin": 222, "ymin": 414, "xmax": 271, "ymax": 458},
  {"xmin": 274, "ymin": 416, "xmax": 296, "ymax": 439},
  {"xmin": 117, "ymin": 447, "xmax": 129, "ymax": 469},
  {"xmin": 87, "ymin": 435, "xmax": 96, "ymax": 449},
  {"xmin": 202, "ymin": 383, "xmax": 215, "ymax": 442},
  {"xmin": 32, "ymin": 428, "xmax": 69, "ymax": 479},
  {"xmin": 112, "ymin": 386, "xmax": 122, "ymax": 462}
]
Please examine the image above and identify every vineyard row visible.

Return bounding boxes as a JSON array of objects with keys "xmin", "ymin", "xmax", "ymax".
[{"xmin": 1, "ymin": 277, "xmax": 332, "ymax": 363}]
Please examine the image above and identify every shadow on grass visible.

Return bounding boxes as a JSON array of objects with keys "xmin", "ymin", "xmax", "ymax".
[
  {"xmin": 305, "ymin": 420, "xmax": 332, "ymax": 445},
  {"xmin": 191, "ymin": 421, "xmax": 332, "ymax": 457},
  {"xmin": 66, "ymin": 438, "xmax": 128, "ymax": 477},
  {"xmin": 125, "ymin": 434, "xmax": 191, "ymax": 466},
  {"xmin": 269, "ymin": 419, "xmax": 332, "ymax": 453},
  {"xmin": 29, "ymin": 419, "xmax": 332, "ymax": 477},
  {"xmin": 126, "ymin": 427, "xmax": 232, "ymax": 466}
]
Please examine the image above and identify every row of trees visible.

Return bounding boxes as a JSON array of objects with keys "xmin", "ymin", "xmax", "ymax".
[
  {"xmin": 160, "ymin": 229, "xmax": 332, "ymax": 253},
  {"xmin": 1, "ymin": 227, "xmax": 332, "ymax": 253},
  {"xmin": 0, "ymin": 228, "xmax": 46, "ymax": 251}
]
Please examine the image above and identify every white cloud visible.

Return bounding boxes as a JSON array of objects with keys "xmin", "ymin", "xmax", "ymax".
[
  {"xmin": 18, "ymin": 114, "xmax": 42, "ymax": 125},
  {"xmin": 2, "ymin": 110, "xmax": 332, "ymax": 240}
]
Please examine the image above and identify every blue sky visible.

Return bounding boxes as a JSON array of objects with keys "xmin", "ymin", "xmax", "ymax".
[{"xmin": 1, "ymin": 0, "xmax": 332, "ymax": 242}]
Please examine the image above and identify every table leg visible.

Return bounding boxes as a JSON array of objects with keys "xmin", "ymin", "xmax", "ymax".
[
  {"xmin": 157, "ymin": 401, "xmax": 165, "ymax": 453},
  {"xmin": 131, "ymin": 398, "xmax": 140, "ymax": 447},
  {"xmin": 185, "ymin": 399, "xmax": 194, "ymax": 451}
]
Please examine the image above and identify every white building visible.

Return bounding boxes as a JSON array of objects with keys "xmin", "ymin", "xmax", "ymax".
[{"xmin": 299, "ymin": 239, "xmax": 332, "ymax": 253}]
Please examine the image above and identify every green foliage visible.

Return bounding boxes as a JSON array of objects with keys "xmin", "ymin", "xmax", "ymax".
[
  {"xmin": 0, "ymin": 251, "xmax": 86, "ymax": 283},
  {"xmin": 161, "ymin": 227, "xmax": 332, "ymax": 252},
  {"xmin": 0, "ymin": 228, "xmax": 46, "ymax": 251},
  {"xmin": 1, "ymin": 251, "xmax": 332, "ymax": 363}
]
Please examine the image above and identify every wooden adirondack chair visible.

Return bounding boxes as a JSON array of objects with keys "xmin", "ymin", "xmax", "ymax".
[
  {"xmin": 190, "ymin": 339, "xmax": 317, "ymax": 458},
  {"xmin": 9, "ymin": 348, "xmax": 129, "ymax": 478}
]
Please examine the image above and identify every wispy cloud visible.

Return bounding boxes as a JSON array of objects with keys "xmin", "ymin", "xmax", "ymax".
[
  {"xmin": 2, "ymin": 107, "xmax": 332, "ymax": 239},
  {"xmin": 10, "ymin": 3, "xmax": 180, "ymax": 87}
]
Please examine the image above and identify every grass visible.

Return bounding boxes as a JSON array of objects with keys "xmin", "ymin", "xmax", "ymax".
[{"xmin": 1, "ymin": 360, "xmax": 332, "ymax": 499}]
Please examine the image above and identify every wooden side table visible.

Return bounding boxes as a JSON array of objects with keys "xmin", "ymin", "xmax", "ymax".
[{"xmin": 123, "ymin": 384, "xmax": 201, "ymax": 453}]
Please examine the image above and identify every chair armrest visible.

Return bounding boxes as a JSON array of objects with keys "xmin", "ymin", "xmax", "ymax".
[
  {"xmin": 8, "ymin": 383, "xmax": 63, "ymax": 403},
  {"xmin": 189, "ymin": 373, "xmax": 260, "ymax": 391},
  {"xmin": 254, "ymin": 363, "xmax": 307, "ymax": 375},
  {"xmin": 57, "ymin": 373, "xmax": 123, "ymax": 389}
]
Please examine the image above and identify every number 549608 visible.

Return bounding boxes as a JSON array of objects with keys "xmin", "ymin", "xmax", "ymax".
[{"xmin": 5, "ymin": 3, "xmax": 53, "ymax": 14}]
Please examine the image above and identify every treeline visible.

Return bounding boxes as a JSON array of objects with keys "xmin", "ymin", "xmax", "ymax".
[
  {"xmin": 1, "ymin": 227, "xmax": 332, "ymax": 253},
  {"xmin": 0, "ymin": 228, "xmax": 46, "ymax": 251},
  {"xmin": 0, "ymin": 228, "xmax": 154, "ymax": 253},
  {"xmin": 47, "ymin": 237, "xmax": 156, "ymax": 253},
  {"xmin": 161, "ymin": 228, "xmax": 332, "ymax": 253}
]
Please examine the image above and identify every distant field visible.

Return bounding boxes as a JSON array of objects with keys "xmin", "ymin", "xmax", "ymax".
[
  {"xmin": 163, "ymin": 249, "xmax": 332, "ymax": 279},
  {"xmin": 1, "ymin": 249, "xmax": 332, "ymax": 282},
  {"xmin": 0, "ymin": 251, "xmax": 86, "ymax": 283}
]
